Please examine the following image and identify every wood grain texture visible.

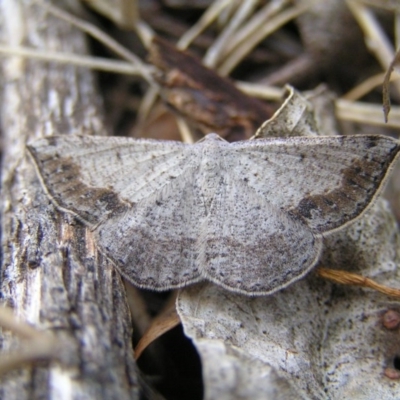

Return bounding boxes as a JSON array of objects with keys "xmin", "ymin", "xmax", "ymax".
[{"xmin": 0, "ymin": 2, "xmax": 145, "ymax": 399}]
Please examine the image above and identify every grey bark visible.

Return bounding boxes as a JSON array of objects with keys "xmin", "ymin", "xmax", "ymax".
[{"xmin": 0, "ymin": 1, "xmax": 143, "ymax": 398}]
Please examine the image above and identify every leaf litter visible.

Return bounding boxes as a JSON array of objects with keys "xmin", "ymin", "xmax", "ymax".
[{"xmin": 5, "ymin": 1, "xmax": 398, "ymax": 398}]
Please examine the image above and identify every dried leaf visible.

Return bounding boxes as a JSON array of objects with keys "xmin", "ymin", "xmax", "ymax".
[
  {"xmin": 135, "ymin": 296, "xmax": 181, "ymax": 360},
  {"xmin": 383, "ymin": 48, "xmax": 400, "ymax": 122},
  {"xmin": 176, "ymin": 85, "xmax": 400, "ymax": 398},
  {"xmin": 177, "ymin": 199, "xmax": 400, "ymax": 399},
  {"xmin": 148, "ymin": 36, "xmax": 272, "ymax": 141}
]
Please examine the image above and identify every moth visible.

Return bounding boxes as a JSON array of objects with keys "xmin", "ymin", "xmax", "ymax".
[{"xmin": 27, "ymin": 132, "xmax": 400, "ymax": 295}]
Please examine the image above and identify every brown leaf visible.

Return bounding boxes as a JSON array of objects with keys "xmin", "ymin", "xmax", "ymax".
[
  {"xmin": 148, "ymin": 36, "xmax": 273, "ymax": 141},
  {"xmin": 383, "ymin": 49, "xmax": 400, "ymax": 122}
]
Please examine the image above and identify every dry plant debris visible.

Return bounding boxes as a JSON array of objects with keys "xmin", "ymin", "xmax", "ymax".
[
  {"xmin": 0, "ymin": 307, "xmax": 59, "ymax": 375},
  {"xmin": 148, "ymin": 36, "xmax": 273, "ymax": 141}
]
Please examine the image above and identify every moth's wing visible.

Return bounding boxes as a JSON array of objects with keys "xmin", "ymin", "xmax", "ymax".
[
  {"xmin": 28, "ymin": 135, "xmax": 204, "ymax": 290},
  {"xmin": 27, "ymin": 135, "xmax": 195, "ymax": 226},
  {"xmin": 94, "ymin": 166, "xmax": 205, "ymax": 290},
  {"xmin": 200, "ymin": 175, "xmax": 322, "ymax": 295},
  {"xmin": 230, "ymin": 135, "xmax": 400, "ymax": 233}
]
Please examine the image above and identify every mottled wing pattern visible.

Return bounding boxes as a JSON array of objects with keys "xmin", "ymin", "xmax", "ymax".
[
  {"xmin": 228, "ymin": 135, "xmax": 400, "ymax": 233},
  {"xmin": 28, "ymin": 133, "xmax": 400, "ymax": 295},
  {"xmin": 199, "ymin": 173, "xmax": 322, "ymax": 295},
  {"xmin": 94, "ymin": 165, "xmax": 206, "ymax": 289},
  {"xmin": 28, "ymin": 135, "xmax": 207, "ymax": 289},
  {"xmin": 27, "ymin": 135, "xmax": 195, "ymax": 226}
]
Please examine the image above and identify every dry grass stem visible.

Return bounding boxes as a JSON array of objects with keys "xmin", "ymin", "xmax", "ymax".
[
  {"xmin": 0, "ymin": 338, "xmax": 57, "ymax": 376},
  {"xmin": 0, "ymin": 307, "xmax": 40, "ymax": 340},
  {"xmin": 395, "ymin": 12, "xmax": 400, "ymax": 47},
  {"xmin": 218, "ymin": 2, "xmax": 312, "ymax": 76},
  {"xmin": 236, "ymin": 81, "xmax": 284, "ymax": 100},
  {"xmin": 135, "ymin": 85, "xmax": 161, "ymax": 133},
  {"xmin": 355, "ymin": 0, "xmax": 400, "ymax": 12},
  {"xmin": 317, "ymin": 267, "xmax": 400, "ymax": 298},
  {"xmin": 262, "ymin": 53, "xmax": 314, "ymax": 86},
  {"xmin": 342, "ymin": 71, "xmax": 400, "ymax": 101},
  {"xmin": 336, "ymin": 99, "xmax": 400, "ymax": 128},
  {"xmin": 0, "ymin": 308, "xmax": 57, "ymax": 375},
  {"xmin": 82, "ymin": 0, "xmax": 138, "ymax": 30},
  {"xmin": 176, "ymin": 117, "xmax": 196, "ymax": 144},
  {"xmin": 40, "ymin": 1, "xmax": 155, "ymax": 84},
  {"xmin": 0, "ymin": 45, "xmax": 146, "ymax": 75},
  {"xmin": 135, "ymin": 19, "xmax": 156, "ymax": 49},
  {"xmin": 177, "ymin": 0, "xmax": 235, "ymax": 50},
  {"xmin": 203, "ymin": 0, "xmax": 259, "ymax": 67},
  {"xmin": 215, "ymin": 0, "xmax": 288, "ymax": 66},
  {"xmin": 347, "ymin": 1, "xmax": 400, "ymax": 95}
]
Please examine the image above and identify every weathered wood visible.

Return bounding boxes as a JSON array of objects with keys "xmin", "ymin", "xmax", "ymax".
[{"xmin": 0, "ymin": 1, "xmax": 143, "ymax": 398}]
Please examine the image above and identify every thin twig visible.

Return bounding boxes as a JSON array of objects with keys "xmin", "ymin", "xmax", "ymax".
[
  {"xmin": 203, "ymin": 0, "xmax": 259, "ymax": 68},
  {"xmin": 347, "ymin": 1, "xmax": 400, "ymax": 95},
  {"xmin": 0, "ymin": 308, "xmax": 58, "ymax": 375},
  {"xmin": 336, "ymin": 99, "xmax": 400, "ymax": 128},
  {"xmin": 317, "ymin": 267, "xmax": 400, "ymax": 298},
  {"xmin": 218, "ymin": 2, "xmax": 311, "ymax": 76},
  {"xmin": 135, "ymin": 19, "xmax": 155, "ymax": 49},
  {"xmin": 218, "ymin": 0, "xmax": 288, "ymax": 65},
  {"xmin": 38, "ymin": 1, "xmax": 155, "ymax": 85},
  {"xmin": 342, "ymin": 71, "xmax": 400, "ymax": 101},
  {"xmin": 134, "ymin": 85, "xmax": 161, "ymax": 134},
  {"xmin": 0, "ymin": 338, "xmax": 57, "ymax": 375},
  {"xmin": 176, "ymin": 117, "xmax": 196, "ymax": 144},
  {"xmin": 0, "ymin": 307, "xmax": 40, "ymax": 340},
  {"xmin": 0, "ymin": 45, "xmax": 148, "ymax": 75},
  {"xmin": 177, "ymin": 0, "xmax": 235, "ymax": 50},
  {"xmin": 235, "ymin": 81, "xmax": 284, "ymax": 100}
]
